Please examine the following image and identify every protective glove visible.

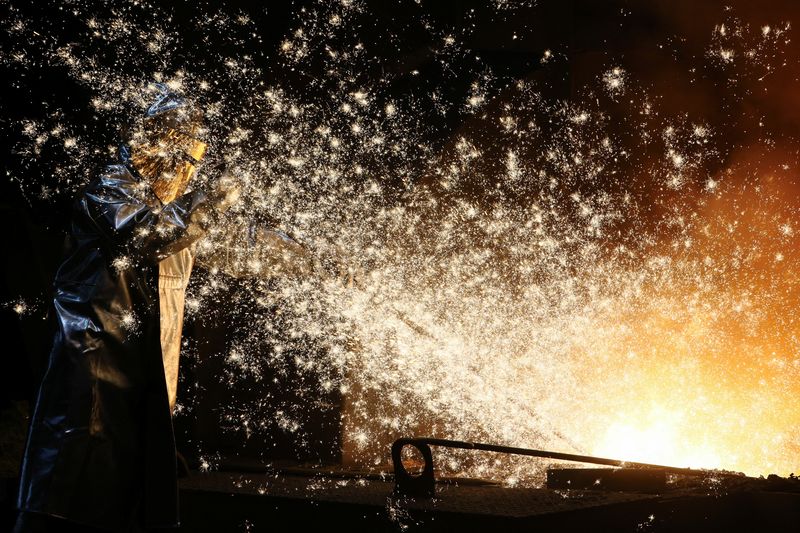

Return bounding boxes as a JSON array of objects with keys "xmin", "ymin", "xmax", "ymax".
[
  {"xmin": 312, "ymin": 242, "xmax": 362, "ymax": 288},
  {"xmin": 207, "ymin": 175, "xmax": 242, "ymax": 214}
]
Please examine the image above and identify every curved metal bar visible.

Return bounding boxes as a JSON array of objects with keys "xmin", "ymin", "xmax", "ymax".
[
  {"xmin": 391, "ymin": 439, "xmax": 436, "ymax": 498},
  {"xmin": 391, "ymin": 437, "xmax": 740, "ymax": 498}
]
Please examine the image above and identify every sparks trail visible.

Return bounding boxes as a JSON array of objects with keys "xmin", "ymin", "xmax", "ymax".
[{"xmin": 3, "ymin": 1, "xmax": 800, "ymax": 481}]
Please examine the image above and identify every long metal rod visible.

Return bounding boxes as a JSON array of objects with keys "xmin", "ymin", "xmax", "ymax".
[{"xmin": 406, "ymin": 437, "xmax": 742, "ymax": 478}]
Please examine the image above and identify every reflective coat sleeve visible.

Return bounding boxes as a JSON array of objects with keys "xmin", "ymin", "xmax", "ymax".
[
  {"xmin": 80, "ymin": 170, "xmax": 216, "ymax": 264},
  {"xmin": 194, "ymin": 220, "xmax": 313, "ymax": 278}
]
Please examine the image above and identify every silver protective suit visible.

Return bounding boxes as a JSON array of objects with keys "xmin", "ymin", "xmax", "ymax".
[
  {"xmin": 16, "ymin": 149, "xmax": 216, "ymax": 530},
  {"xmin": 16, "ymin": 142, "xmax": 313, "ymax": 530}
]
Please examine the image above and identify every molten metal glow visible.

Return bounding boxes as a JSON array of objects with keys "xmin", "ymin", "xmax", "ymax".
[{"xmin": 595, "ymin": 414, "xmax": 722, "ymax": 470}]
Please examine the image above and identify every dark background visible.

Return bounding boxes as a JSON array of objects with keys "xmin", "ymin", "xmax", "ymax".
[{"xmin": 3, "ymin": 0, "xmax": 800, "ymax": 495}]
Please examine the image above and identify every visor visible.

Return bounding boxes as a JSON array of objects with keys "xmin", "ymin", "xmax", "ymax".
[{"xmin": 182, "ymin": 138, "xmax": 208, "ymax": 166}]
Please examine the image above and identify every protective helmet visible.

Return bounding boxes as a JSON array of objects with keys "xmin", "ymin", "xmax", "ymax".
[{"xmin": 127, "ymin": 83, "xmax": 208, "ymax": 202}]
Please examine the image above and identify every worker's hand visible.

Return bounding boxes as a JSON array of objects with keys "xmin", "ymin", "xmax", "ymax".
[
  {"xmin": 315, "ymin": 244, "xmax": 362, "ymax": 289},
  {"xmin": 251, "ymin": 227, "xmax": 314, "ymax": 277},
  {"xmin": 208, "ymin": 175, "xmax": 242, "ymax": 214}
]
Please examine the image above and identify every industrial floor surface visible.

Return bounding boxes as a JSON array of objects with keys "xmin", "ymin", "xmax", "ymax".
[{"xmin": 177, "ymin": 467, "xmax": 800, "ymax": 532}]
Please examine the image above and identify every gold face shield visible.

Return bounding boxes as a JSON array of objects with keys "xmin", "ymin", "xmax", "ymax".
[
  {"xmin": 182, "ymin": 137, "xmax": 208, "ymax": 166},
  {"xmin": 150, "ymin": 132, "xmax": 208, "ymax": 204}
]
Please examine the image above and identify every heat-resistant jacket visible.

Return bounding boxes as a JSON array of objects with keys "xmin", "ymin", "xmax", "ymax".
[{"xmin": 16, "ymin": 156, "xmax": 214, "ymax": 531}]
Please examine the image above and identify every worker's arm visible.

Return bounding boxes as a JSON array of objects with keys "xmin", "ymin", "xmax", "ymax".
[
  {"xmin": 80, "ymin": 166, "xmax": 243, "ymax": 264},
  {"xmin": 79, "ymin": 167, "xmax": 217, "ymax": 264},
  {"xmin": 194, "ymin": 219, "xmax": 314, "ymax": 278}
]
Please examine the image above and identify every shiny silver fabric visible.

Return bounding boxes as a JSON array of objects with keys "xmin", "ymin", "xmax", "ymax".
[
  {"xmin": 159, "ymin": 247, "xmax": 194, "ymax": 412},
  {"xmin": 197, "ymin": 221, "xmax": 312, "ymax": 279},
  {"xmin": 16, "ymin": 153, "xmax": 215, "ymax": 531}
]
